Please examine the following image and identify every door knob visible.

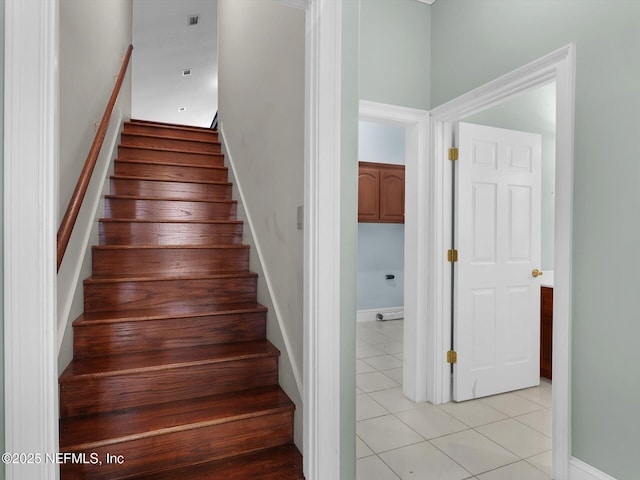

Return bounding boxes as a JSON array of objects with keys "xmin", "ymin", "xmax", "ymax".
[{"xmin": 532, "ymin": 269, "xmax": 543, "ymax": 278}]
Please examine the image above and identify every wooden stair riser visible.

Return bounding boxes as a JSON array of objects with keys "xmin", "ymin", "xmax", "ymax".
[
  {"xmin": 118, "ymin": 145, "xmax": 224, "ymax": 167},
  {"xmin": 60, "ymin": 355, "xmax": 279, "ymax": 417},
  {"xmin": 105, "ymin": 197, "xmax": 237, "ymax": 221},
  {"xmin": 114, "ymin": 161, "xmax": 228, "ymax": 183},
  {"xmin": 73, "ymin": 312, "xmax": 266, "ymax": 358},
  {"xmin": 120, "ymin": 132, "xmax": 221, "ymax": 154},
  {"xmin": 84, "ymin": 275, "xmax": 257, "ymax": 312},
  {"xmin": 60, "ymin": 411, "xmax": 293, "ymax": 480},
  {"xmin": 99, "ymin": 220, "xmax": 243, "ymax": 246},
  {"xmin": 132, "ymin": 444, "xmax": 303, "ymax": 480},
  {"xmin": 110, "ymin": 177, "xmax": 232, "ymax": 201},
  {"xmin": 123, "ymin": 122, "xmax": 219, "ymax": 142},
  {"xmin": 91, "ymin": 246, "xmax": 250, "ymax": 277}
]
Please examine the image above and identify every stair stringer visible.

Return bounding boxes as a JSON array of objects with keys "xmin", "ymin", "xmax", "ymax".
[{"xmin": 220, "ymin": 126, "xmax": 304, "ymax": 449}]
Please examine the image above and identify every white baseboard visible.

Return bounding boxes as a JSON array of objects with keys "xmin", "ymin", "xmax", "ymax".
[
  {"xmin": 357, "ymin": 306, "xmax": 404, "ymax": 323},
  {"xmin": 570, "ymin": 457, "xmax": 617, "ymax": 480}
]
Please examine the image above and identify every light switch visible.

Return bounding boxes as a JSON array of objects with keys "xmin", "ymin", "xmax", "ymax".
[{"xmin": 297, "ymin": 205, "xmax": 303, "ymax": 230}]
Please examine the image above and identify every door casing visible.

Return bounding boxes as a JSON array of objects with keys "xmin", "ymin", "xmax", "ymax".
[
  {"xmin": 428, "ymin": 45, "xmax": 575, "ymax": 479},
  {"xmin": 358, "ymin": 100, "xmax": 430, "ymax": 403}
]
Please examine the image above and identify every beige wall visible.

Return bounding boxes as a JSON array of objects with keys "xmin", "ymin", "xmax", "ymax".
[
  {"xmin": 217, "ymin": 0, "xmax": 305, "ymax": 448},
  {"xmin": 58, "ymin": 0, "xmax": 132, "ymax": 371},
  {"xmin": 59, "ymin": 0, "xmax": 132, "ymax": 222}
]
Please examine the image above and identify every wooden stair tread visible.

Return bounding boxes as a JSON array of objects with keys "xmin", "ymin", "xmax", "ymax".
[
  {"xmin": 121, "ymin": 131, "xmax": 221, "ymax": 146},
  {"xmin": 73, "ymin": 302, "xmax": 268, "ymax": 326},
  {"xmin": 128, "ymin": 119, "xmax": 216, "ymax": 133},
  {"xmin": 130, "ymin": 444, "xmax": 303, "ymax": 480},
  {"xmin": 60, "ymin": 385, "xmax": 292, "ymax": 449},
  {"xmin": 60, "ymin": 340, "xmax": 279, "ymax": 380},
  {"xmin": 111, "ymin": 174, "xmax": 231, "ymax": 186},
  {"xmin": 115, "ymin": 158, "xmax": 226, "ymax": 170}
]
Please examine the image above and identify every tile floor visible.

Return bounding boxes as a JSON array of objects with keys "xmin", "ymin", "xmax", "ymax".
[{"xmin": 356, "ymin": 319, "xmax": 553, "ymax": 480}]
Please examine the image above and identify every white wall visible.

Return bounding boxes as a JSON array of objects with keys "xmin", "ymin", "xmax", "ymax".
[
  {"xmin": 58, "ymin": 0, "xmax": 132, "ymax": 371},
  {"xmin": 359, "ymin": 121, "xmax": 405, "ymax": 165},
  {"xmin": 59, "ymin": 0, "xmax": 132, "ymax": 223},
  {"xmin": 217, "ymin": 0, "xmax": 305, "ymax": 449}
]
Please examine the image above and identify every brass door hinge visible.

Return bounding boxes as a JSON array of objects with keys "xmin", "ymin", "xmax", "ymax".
[
  {"xmin": 448, "ymin": 148, "xmax": 459, "ymax": 161},
  {"xmin": 447, "ymin": 350, "xmax": 457, "ymax": 364},
  {"xmin": 447, "ymin": 249, "xmax": 458, "ymax": 262}
]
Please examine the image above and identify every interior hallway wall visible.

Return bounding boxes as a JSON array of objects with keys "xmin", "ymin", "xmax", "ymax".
[
  {"xmin": 0, "ymin": 1, "xmax": 5, "ymax": 476},
  {"xmin": 341, "ymin": 1, "xmax": 361, "ymax": 476},
  {"xmin": 57, "ymin": 0, "xmax": 133, "ymax": 374},
  {"xmin": 359, "ymin": 0, "xmax": 431, "ymax": 110},
  {"xmin": 431, "ymin": 2, "xmax": 640, "ymax": 478},
  {"xmin": 59, "ymin": 0, "xmax": 132, "ymax": 223},
  {"xmin": 217, "ymin": 0, "xmax": 305, "ymax": 449}
]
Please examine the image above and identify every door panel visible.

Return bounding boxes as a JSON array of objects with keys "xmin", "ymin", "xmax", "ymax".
[
  {"xmin": 358, "ymin": 166, "xmax": 379, "ymax": 222},
  {"xmin": 380, "ymin": 168, "xmax": 405, "ymax": 222},
  {"xmin": 454, "ymin": 122, "xmax": 542, "ymax": 402}
]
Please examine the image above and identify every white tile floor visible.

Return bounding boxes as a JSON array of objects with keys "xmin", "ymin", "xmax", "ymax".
[{"xmin": 356, "ymin": 320, "xmax": 553, "ymax": 480}]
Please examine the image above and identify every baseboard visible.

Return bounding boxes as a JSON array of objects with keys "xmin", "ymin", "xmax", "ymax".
[
  {"xmin": 357, "ymin": 306, "xmax": 404, "ymax": 323},
  {"xmin": 570, "ymin": 457, "xmax": 617, "ymax": 480}
]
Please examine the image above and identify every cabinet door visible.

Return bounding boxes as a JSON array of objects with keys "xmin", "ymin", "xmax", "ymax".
[
  {"xmin": 540, "ymin": 286, "xmax": 553, "ymax": 380},
  {"xmin": 379, "ymin": 166, "xmax": 405, "ymax": 223},
  {"xmin": 358, "ymin": 166, "xmax": 379, "ymax": 222}
]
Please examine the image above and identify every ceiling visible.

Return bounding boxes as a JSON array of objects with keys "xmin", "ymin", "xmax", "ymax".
[
  {"xmin": 131, "ymin": 0, "xmax": 218, "ymax": 127},
  {"xmin": 130, "ymin": 0, "xmax": 436, "ymax": 128}
]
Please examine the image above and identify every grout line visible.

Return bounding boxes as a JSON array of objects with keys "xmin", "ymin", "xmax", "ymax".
[{"xmin": 356, "ymin": 320, "xmax": 553, "ymax": 479}]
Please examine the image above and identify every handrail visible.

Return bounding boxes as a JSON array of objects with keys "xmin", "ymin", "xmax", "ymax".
[{"xmin": 57, "ymin": 44, "xmax": 133, "ymax": 271}]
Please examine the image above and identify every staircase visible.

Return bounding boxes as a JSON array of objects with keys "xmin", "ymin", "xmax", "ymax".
[{"xmin": 58, "ymin": 119, "xmax": 303, "ymax": 479}]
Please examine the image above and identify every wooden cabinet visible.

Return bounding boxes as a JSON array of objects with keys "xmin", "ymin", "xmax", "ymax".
[
  {"xmin": 540, "ymin": 286, "xmax": 553, "ymax": 380},
  {"xmin": 358, "ymin": 162, "xmax": 405, "ymax": 223}
]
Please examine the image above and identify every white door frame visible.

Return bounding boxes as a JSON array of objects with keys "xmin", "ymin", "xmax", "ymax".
[
  {"xmin": 5, "ymin": 0, "xmax": 343, "ymax": 478},
  {"xmin": 429, "ymin": 45, "xmax": 576, "ymax": 479},
  {"xmin": 4, "ymin": 0, "xmax": 60, "ymax": 478},
  {"xmin": 358, "ymin": 101, "xmax": 430, "ymax": 403},
  {"xmin": 303, "ymin": 0, "xmax": 344, "ymax": 479}
]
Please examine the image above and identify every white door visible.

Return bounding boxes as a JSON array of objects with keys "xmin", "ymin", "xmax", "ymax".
[{"xmin": 453, "ymin": 122, "xmax": 542, "ymax": 402}]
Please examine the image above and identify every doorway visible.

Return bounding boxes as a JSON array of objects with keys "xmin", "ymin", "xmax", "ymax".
[
  {"xmin": 429, "ymin": 45, "xmax": 575, "ymax": 479},
  {"xmin": 356, "ymin": 90, "xmax": 557, "ymax": 480},
  {"xmin": 454, "ymin": 82, "xmax": 556, "ymax": 403},
  {"xmin": 358, "ymin": 101, "xmax": 429, "ymax": 403}
]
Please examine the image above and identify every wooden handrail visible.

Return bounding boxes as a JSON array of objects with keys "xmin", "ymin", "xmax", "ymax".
[{"xmin": 57, "ymin": 44, "xmax": 133, "ymax": 271}]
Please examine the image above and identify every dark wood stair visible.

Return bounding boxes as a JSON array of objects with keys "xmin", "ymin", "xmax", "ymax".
[{"xmin": 59, "ymin": 120, "xmax": 303, "ymax": 479}]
